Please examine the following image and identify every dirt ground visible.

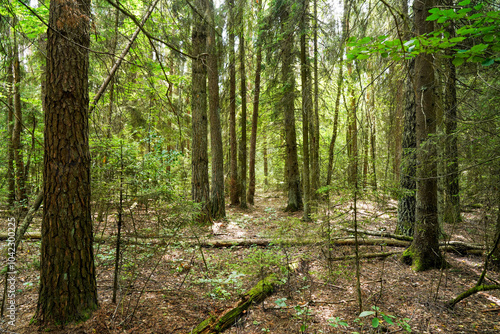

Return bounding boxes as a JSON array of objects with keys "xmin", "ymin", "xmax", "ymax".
[{"xmin": 1, "ymin": 191, "xmax": 499, "ymax": 333}]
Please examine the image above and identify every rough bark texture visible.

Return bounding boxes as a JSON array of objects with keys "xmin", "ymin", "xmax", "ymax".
[
  {"xmin": 300, "ymin": 0, "xmax": 312, "ymax": 220},
  {"xmin": 396, "ymin": 0, "xmax": 416, "ymax": 236},
  {"xmin": 36, "ymin": 0, "xmax": 98, "ymax": 324},
  {"xmin": 229, "ymin": 0, "xmax": 239, "ymax": 206},
  {"xmin": 247, "ymin": 1, "xmax": 262, "ymax": 206},
  {"xmin": 207, "ymin": 0, "xmax": 226, "ymax": 219},
  {"xmin": 281, "ymin": 2, "xmax": 302, "ymax": 212},
  {"xmin": 6, "ymin": 34, "xmax": 15, "ymax": 207},
  {"xmin": 191, "ymin": 0, "xmax": 210, "ymax": 220},
  {"xmin": 444, "ymin": 12, "xmax": 461, "ymax": 224},
  {"xmin": 310, "ymin": 0, "xmax": 320, "ymax": 198},
  {"xmin": 238, "ymin": 5, "xmax": 248, "ymax": 209},
  {"xmin": 13, "ymin": 31, "xmax": 27, "ymax": 211},
  {"xmin": 402, "ymin": 0, "xmax": 443, "ymax": 271},
  {"xmin": 397, "ymin": 59, "xmax": 416, "ymax": 236}
]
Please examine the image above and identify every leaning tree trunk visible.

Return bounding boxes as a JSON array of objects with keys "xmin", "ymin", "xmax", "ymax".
[
  {"xmin": 191, "ymin": 0, "xmax": 210, "ymax": 221},
  {"xmin": 281, "ymin": 3, "xmax": 302, "ymax": 212},
  {"xmin": 36, "ymin": 0, "xmax": 98, "ymax": 324},
  {"xmin": 207, "ymin": 0, "xmax": 225, "ymax": 219},
  {"xmin": 402, "ymin": 0, "xmax": 443, "ymax": 271}
]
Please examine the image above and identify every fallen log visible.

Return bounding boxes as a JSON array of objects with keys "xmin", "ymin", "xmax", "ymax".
[
  {"xmin": 343, "ymin": 228, "xmax": 484, "ymax": 253},
  {"xmin": 188, "ymin": 274, "xmax": 280, "ymax": 334},
  {"xmin": 327, "ymin": 251, "xmax": 402, "ymax": 261},
  {"xmin": 447, "ymin": 285, "xmax": 500, "ymax": 308}
]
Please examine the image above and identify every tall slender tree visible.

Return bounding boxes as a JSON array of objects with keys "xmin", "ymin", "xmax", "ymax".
[
  {"xmin": 301, "ymin": 0, "xmax": 312, "ymax": 220},
  {"xmin": 397, "ymin": 0, "xmax": 416, "ymax": 236},
  {"xmin": 36, "ymin": 0, "xmax": 98, "ymax": 324},
  {"xmin": 191, "ymin": 0, "xmax": 210, "ymax": 220},
  {"xmin": 207, "ymin": 0, "xmax": 226, "ymax": 219},
  {"xmin": 238, "ymin": 0, "xmax": 248, "ymax": 209},
  {"xmin": 402, "ymin": 0, "xmax": 443, "ymax": 270},
  {"xmin": 248, "ymin": 0, "xmax": 263, "ymax": 205},
  {"xmin": 280, "ymin": 0, "xmax": 302, "ymax": 212},
  {"xmin": 229, "ymin": 0, "xmax": 239, "ymax": 206}
]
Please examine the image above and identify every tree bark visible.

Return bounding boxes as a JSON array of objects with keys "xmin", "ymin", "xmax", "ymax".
[
  {"xmin": 238, "ymin": 2, "xmax": 248, "ymax": 209},
  {"xmin": 13, "ymin": 29, "xmax": 27, "ymax": 212},
  {"xmin": 6, "ymin": 29, "xmax": 15, "ymax": 207},
  {"xmin": 191, "ymin": 0, "xmax": 210, "ymax": 222},
  {"xmin": 396, "ymin": 0, "xmax": 416, "ymax": 236},
  {"xmin": 281, "ymin": 2, "xmax": 302, "ymax": 212},
  {"xmin": 402, "ymin": 0, "xmax": 443, "ymax": 271},
  {"xmin": 310, "ymin": 0, "xmax": 320, "ymax": 198},
  {"xmin": 36, "ymin": 0, "xmax": 98, "ymax": 324},
  {"xmin": 248, "ymin": 0, "xmax": 263, "ymax": 206},
  {"xmin": 229, "ymin": 0, "xmax": 239, "ymax": 206},
  {"xmin": 301, "ymin": 0, "xmax": 312, "ymax": 220},
  {"xmin": 444, "ymin": 8, "xmax": 461, "ymax": 224},
  {"xmin": 207, "ymin": 0, "xmax": 226, "ymax": 219}
]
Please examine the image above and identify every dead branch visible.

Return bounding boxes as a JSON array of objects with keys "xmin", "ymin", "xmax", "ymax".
[
  {"xmin": 447, "ymin": 285, "xmax": 500, "ymax": 308},
  {"xmin": 188, "ymin": 274, "xmax": 280, "ymax": 334}
]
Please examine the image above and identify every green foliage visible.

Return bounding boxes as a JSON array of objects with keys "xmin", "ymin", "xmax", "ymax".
[
  {"xmin": 197, "ymin": 271, "xmax": 246, "ymax": 300},
  {"xmin": 347, "ymin": 3, "xmax": 500, "ymax": 66}
]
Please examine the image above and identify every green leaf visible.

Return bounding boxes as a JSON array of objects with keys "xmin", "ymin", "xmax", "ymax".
[
  {"xmin": 382, "ymin": 314, "xmax": 395, "ymax": 325},
  {"xmin": 458, "ymin": 7, "xmax": 472, "ymax": 14},
  {"xmin": 483, "ymin": 34, "xmax": 495, "ymax": 42},
  {"xmin": 357, "ymin": 54, "xmax": 370, "ymax": 60},
  {"xmin": 359, "ymin": 37, "xmax": 372, "ymax": 44},
  {"xmin": 426, "ymin": 13, "xmax": 440, "ymax": 21},
  {"xmin": 452, "ymin": 57, "xmax": 465, "ymax": 66},
  {"xmin": 470, "ymin": 43, "xmax": 488, "ymax": 53},
  {"xmin": 458, "ymin": 0, "xmax": 470, "ymax": 5},
  {"xmin": 381, "ymin": 52, "xmax": 389, "ymax": 58},
  {"xmin": 372, "ymin": 317, "xmax": 380, "ymax": 328},
  {"xmin": 474, "ymin": 4, "xmax": 483, "ymax": 10},
  {"xmin": 359, "ymin": 311, "xmax": 375, "ymax": 317},
  {"xmin": 481, "ymin": 59, "xmax": 494, "ymax": 66}
]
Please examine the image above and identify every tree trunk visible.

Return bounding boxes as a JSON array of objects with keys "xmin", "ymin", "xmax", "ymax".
[
  {"xmin": 36, "ymin": 0, "xmax": 98, "ymax": 324},
  {"xmin": 229, "ymin": 0, "xmax": 239, "ymax": 206},
  {"xmin": 326, "ymin": 64, "xmax": 342, "ymax": 186},
  {"xmin": 247, "ymin": 0, "xmax": 262, "ymax": 206},
  {"xmin": 396, "ymin": 0, "xmax": 416, "ymax": 236},
  {"xmin": 6, "ymin": 31, "xmax": 15, "ymax": 207},
  {"xmin": 281, "ymin": 3, "xmax": 302, "ymax": 212},
  {"xmin": 301, "ymin": 0, "xmax": 311, "ymax": 220},
  {"xmin": 311, "ymin": 0, "xmax": 320, "ymax": 198},
  {"xmin": 207, "ymin": 0, "xmax": 226, "ymax": 219},
  {"xmin": 402, "ymin": 0, "xmax": 443, "ymax": 271},
  {"xmin": 191, "ymin": 0, "xmax": 210, "ymax": 221},
  {"xmin": 347, "ymin": 65, "xmax": 358, "ymax": 187},
  {"xmin": 444, "ymin": 9, "xmax": 461, "ymax": 224},
  {"xmin": 238, "ymin": 2, "xmax": 248, "ymax": 209},
  {"xmin": 13, "ymin": 29, "xmax": 27, "ymax": 212},
  {"xmin": 263, "ymin": 134, "xmax": 268, "ymax": 186}
]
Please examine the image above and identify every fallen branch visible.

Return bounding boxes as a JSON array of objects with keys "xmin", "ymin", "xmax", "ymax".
[
  {"xmin": 326, "ymin": 251, "xmax": 402, "ymax": 261},
  {"xmin": 447, "ymin": 285, "xmax": 500, "ymax": 308},
  {"xmin": 188, "ymin": 274, "xmax": 280, "ymax": 334},
  {"xmin": 343, "ymin": 228, "xmax": 484, "ymax": 253}
]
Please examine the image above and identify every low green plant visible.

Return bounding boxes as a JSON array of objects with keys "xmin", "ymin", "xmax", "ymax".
[
  {"xmin": 329, "ymin": 306, "xmax": 412, "ymax": 333},
  {"xmin": 197, "ymin": 271, "xmax": 245, "ymax": 300}
]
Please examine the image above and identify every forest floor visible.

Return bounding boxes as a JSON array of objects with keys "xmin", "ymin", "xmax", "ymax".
[{"xmin": 2, "ymin": 191, "xmax": 500, "ymax": 333}]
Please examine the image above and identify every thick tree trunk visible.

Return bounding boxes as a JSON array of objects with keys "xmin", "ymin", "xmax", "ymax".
[
  {"xmin": 229, "ymin": 0, "xmax": 239, "ymax": 206},
  {"xmin": 191, "ymin": 0, "xmax": 210, "ymax": 221},
  {"xmin": 281, "ymin": 4, "xmax": 302, "ymax": 212},
  {"xmin": 207, "ymin": 0, "xmax": 225, "ymax": 219},
  {"xmin": 238, "ymin": 4, "xmax": 248, "ymax": 209},
  {"xmin": 402, "ymin": 0, "xmax": 443, "ymax": 271},
  {"xmin": 36, "ymin": 0, "xmax": 98, "ymax": 324},
  {"xmin": 247, "ymin": 1, "xmax": 262, "ymax": 206}
]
